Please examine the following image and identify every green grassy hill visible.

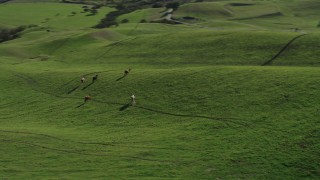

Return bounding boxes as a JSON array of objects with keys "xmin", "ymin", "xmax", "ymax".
[
  {"xmin": 1, "ymin": 64, "xmax": 319, "ymax": 179},
  {"xmin": 174, "ymin": 0, "xmax": 320, "ymax": 31},
  {"xmin": 0, "ymin": 0, "xmax": 319, "ymax": 179},
  {"xmin": 0, "ymin": 3, "xmax": 114, "ymax": 29}
]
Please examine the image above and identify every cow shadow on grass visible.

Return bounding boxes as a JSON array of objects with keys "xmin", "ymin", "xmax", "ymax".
[
  {"xmin": 119, "ymin": 103, "xmax": 130, "ymax": 111},
  {"xmin": 82, "ymin": 82, "xmax": 94, "ymax": 90},
  {"xmin": 75, "ymin": 102, "xmax": 85, "ymax": 108},
  {"xmin": 67, "ymin": 86, "xmax": 79, "ymax": 94},
  {"xmin": 116, "ymin": 75, "xmax": 127, "ymax": 81}
]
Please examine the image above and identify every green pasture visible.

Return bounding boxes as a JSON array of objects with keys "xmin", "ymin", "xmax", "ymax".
[
  {"xmin": 173, "ymin": 0, "xmax": 320, "ymax": 31},
  {"xmin": 0, "ymin": 64, "xmax": 319, "ymax": 179},
  {"xmin": 0, "ymin": 3, "xmax": 114, "ymax": 30},
  {"xmin": 0, "ymin": 0, "xmax": 319, "ymax": 179}
]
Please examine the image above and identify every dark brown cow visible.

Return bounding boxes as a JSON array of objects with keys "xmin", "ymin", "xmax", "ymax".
[
  {"xmin": 124, "ymin": 68, "xmax": 131, "ymax": 76},
  {"xmin": 92, "ymin": 74, "xmax": 98, "ymax": 83},
  {"xmin": 84, "ymin": 95, "xmax": 92, "ymax": 103}
]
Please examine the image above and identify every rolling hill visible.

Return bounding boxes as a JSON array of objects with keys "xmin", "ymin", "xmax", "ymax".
[{"xmin": 0, "ymin": 0, "xmax": 319, "ymax": 179}]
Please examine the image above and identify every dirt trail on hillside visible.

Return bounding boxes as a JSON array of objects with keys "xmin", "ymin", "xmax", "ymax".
[{"xmin": 262, "ymin": 33, "xmax": 307, "ymax": 66}]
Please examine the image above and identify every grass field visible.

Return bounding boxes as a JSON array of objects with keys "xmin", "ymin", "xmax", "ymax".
[
  {"xmin": 0, "ymin": 0, "xmax": 319, "ymax": 179},
  {"xmin": 174, "ymin": 0, "xmax": 320, "ymax": 31}
]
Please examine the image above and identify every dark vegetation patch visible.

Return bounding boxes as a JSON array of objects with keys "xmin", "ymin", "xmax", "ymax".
[
  {"xmin": 121, "ymin": 19, "xmax": 129, "ymax": 23},
  {"xmin": 93, "ymin": 1, "xmax": 184, "ymax": 28},
  {"xmin": 182, "ymin": 16, "xmax": 197, "ymax": 20},
  {"xmin": 229, "ymin": 3, "xmax": 254, "ymax": 6},
  {"xmin": 150, "ymin": 19, "xmax": 182, "ymax": 25},
  {"xmin": 0, "ymin": 26, "xmax": 28, "ymax": 43},
  {"xmin": 81, "ymin": 4, "xmax": 101, "ymax": 16},
  {"xmin": 274, "ymin": 22, "xmax": 293, "ymax": 25},
  {"xmin": 0, "ymin": 0, "xmax": 10, "ymax": 3},
  {"xmin": 93, "ymin": 1, "xmax": 152, "ymax": 28},
  {"xmin": 61, "ymin": 0, "xmax": 190, "ymax": 7},
  {"xmin": 93, "ymin": 9, "xmax": 126, "ymax": 28},
  {"xmin": 257, "ymin": 12, "xmax": 283, "ymax": 18},
  {"xmin": 235, "ymin": 12, "xmax": 283, "ymax": 20},
  {"xmin": 29, "ymin": 55, "xmax": 50, "ymax": 61},
  {"xmin": 62, "ymin": 0, "xmax": 92, "ymax": 5},
  {"xmin": 152, "ymin": 2, "xmax": 163, "ymax": 8},
  {"xmin": 166, "ymin": 2, "xmax": 180, "ymax": 10},
  {"xmin": 61, "ymin": 0, "xmax": 185, "ymax": 28},
  {"xmin": 93, "ymin": 2, "xmax": 142, "ymax": 28},
  {"xmin": 140, "ymin": 19, "xmax": 147, "ymax": 23}
]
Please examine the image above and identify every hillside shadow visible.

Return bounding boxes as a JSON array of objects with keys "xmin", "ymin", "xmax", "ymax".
[
  {"xmin": 67, "ymin": 86, "xmax": 79, "ymax": 94},
  {"xmin": 116, "ymin": 75, "xmax": 127, "ymax": 81},
  {"xmin": 119, "ymin": 103, "xmax": 130, "ymax": 111},
  {"xmin": 82, "ymin": 82, "xmax": 94, "ymax": 90}
]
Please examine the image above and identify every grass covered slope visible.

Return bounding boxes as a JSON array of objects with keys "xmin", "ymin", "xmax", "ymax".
[
  {"xmin": 173, "ymin": 0, "xmax": 320, "ymax": 31},
  {"xmin": 0, "ymin": 65, "xmax": 319, "ymax": 179},
  {"xmin": 274, "ymin": 33, "xmax": 320, "ymax": 66},
  {"xmin": 0, "ymin": 0, "xmax": 320, "ymax": 179},
  {"xmin": 0, "ymin": 3, "xmax": 114, "ymax": 29},
  {"xmin": 2, "ymin": 28, "xmax": 310, "ymax": 66},
  {"xmin": 90, "ymin": 30, "xmax": 300, "ymax": 65}
]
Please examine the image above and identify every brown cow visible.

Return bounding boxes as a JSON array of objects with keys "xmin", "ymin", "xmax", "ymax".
[
  {"xmin": 84, "ymin": 95, "xmax": 92, "ymax": 103},
  {"xmin": 124, "ymin": 68, "xmax": 131, "ymax": 76}
]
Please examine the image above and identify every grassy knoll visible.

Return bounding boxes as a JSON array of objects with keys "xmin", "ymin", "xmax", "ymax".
[
  {"xmin": 88, "ymin": 30, "xmax": 300, "ymax": 65},
  {"xmin": 117, "ymin": 8, "xmax": 163, "ymax": 24},
  {"xmin": 0, "ymin": 0, "xmax": 319, "ymax": 179},
  {"xmin": 2, "ymin": 28, "xmax": 308, "ymax": 66},
  {"xmin": 0, "ymin": 65, "xmax": 320, "ymax": 179},
  {"xmin": 173, "ymin": 0, "xmax": 320, "ymax": 31},
  {"xmin": 274, "ymin": 33, "xmax": 320, "ymax": 66},
  {"xmin": 0, "ymin": 3, "xmax": 114, "ymax": 30}
]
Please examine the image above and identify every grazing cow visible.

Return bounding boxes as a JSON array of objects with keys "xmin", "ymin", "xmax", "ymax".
[
  {"xmin": 130, "ymin": 94, "xmax": 136, "ymax": 106},
  {"xmin": 124, "ymin": 68, "xmax": 131, "ymax": 76},
  {"xmin": 92, "ymin": 74, "xmax": 98, "ymax": 83},
  {"xmin": 81, "ymin": 77, "xmax": 86, "ymax": 83},
  {"xmin": 84, "ymin": 95, "xmax": 92, "ymax": 103}
]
